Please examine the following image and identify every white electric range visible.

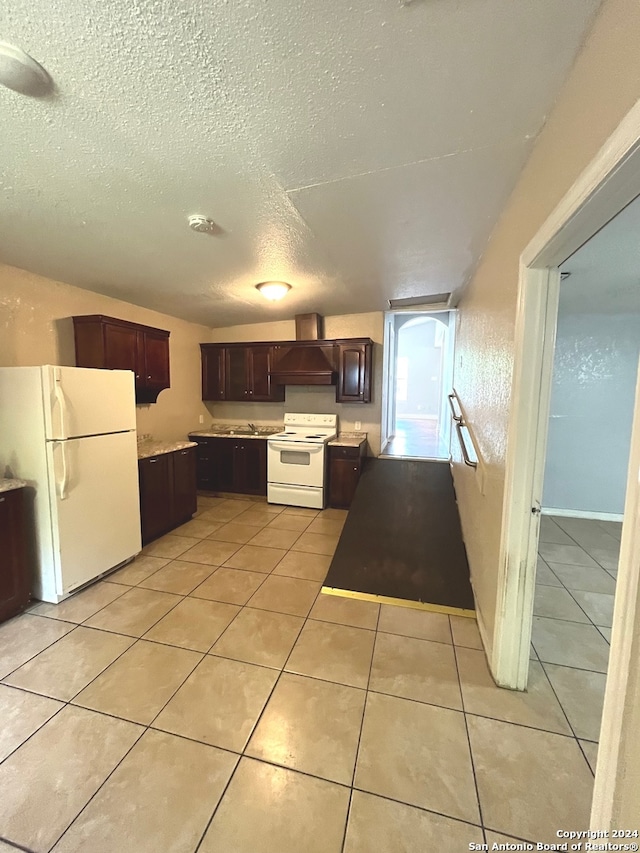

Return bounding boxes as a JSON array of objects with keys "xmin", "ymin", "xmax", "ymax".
[{"xmin": 267, "ymin": 413, "xmax": 338, "ymax": 509}]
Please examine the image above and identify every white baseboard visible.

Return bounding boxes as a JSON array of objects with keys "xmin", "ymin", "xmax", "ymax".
[{"xmin": 541, "ymin": 507, "xmax": 624, "ymax": 522}]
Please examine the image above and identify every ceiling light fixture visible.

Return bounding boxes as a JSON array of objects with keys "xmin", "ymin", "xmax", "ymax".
[
  {"xmin": 256, "ymin": 281, "xmax": 292, "ymax": 301},
  {"xmin": 0, "ymin": 41, "xmax": 52, "ymax": 97}
]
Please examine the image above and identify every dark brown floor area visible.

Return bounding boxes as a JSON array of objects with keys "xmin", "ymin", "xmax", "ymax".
[{"xmin": 324, "ymin": 458, "xmax": 474, "ymax": 611}]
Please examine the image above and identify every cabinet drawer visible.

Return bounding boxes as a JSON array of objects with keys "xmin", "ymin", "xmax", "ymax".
[{"xmin": 330, "ymin": 446, "xmax": 361, "ymax": 460}]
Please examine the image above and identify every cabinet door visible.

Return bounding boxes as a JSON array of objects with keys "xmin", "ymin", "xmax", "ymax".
[
  {"xmin": 0, "ymin": 489, "xmax": 31, "ymax": 623},
  {"xmin": 210, "ymin": 439, "xmax": 235, "ymax": 492},
  {"xmin": 329, "ymin": 448, "xmax": 361, "ymax": 508},
  {"xmin": 248, "ymin": 346, "xmax": 284, "ymax": 402},
  {"xmin": 226, "ymin": 348, "xmax": 248, "ymax": 400},
  {"xmin": 103, "ymin": 323, "xmax": 139, "ymax": 382},
  {"xmin": 202, "ymin": 346, "xmax": 227, "ymax": 401},
  {"xmin": 236, "ymin": 440, "xmax": 267, "ymax": 495},
  {"xmin": 195, "ymin": 441, "xmax": 215, "ymax": 490},
  {"xmin": 171, "ymin": 448, "xmax": 197, "ymax": 523},
  {"xmin": 336, "ymin": 343, "xmax": 372, "ymax": 403},
  {"xmin": 138, "ymin": 455, "xmax": 172, "ymax": 544},
  {"xmin": 143, "ymin": 330, "xmax": 170, "ymax": 389}
]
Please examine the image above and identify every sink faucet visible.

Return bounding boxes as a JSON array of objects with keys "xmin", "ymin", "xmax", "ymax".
[{"xmin": 248, "ymin": 423, "xmax": 257, "ymax": 432}]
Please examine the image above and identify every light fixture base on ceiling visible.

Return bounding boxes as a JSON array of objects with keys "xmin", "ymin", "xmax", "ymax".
[
  {"xmin": 256, "ymin": 281, "xmax": 292, "ymax": 301},
  {"xmin": 0, "ymin": 41, "xmax": 52, "ymax": 97}
]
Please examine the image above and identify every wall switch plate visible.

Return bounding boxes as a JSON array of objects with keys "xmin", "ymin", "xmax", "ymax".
[
  {"xmin": 199, "ymin": 415, "xmax": 204, "ymax": 424},
  {"xmin": 355, "ymin": 420, "xmax": 362, "ymax": 430}
]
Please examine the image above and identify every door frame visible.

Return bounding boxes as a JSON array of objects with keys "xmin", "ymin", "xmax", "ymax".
[
  {"xmin": 380, "ymin": 308, "xmax": 455, "ymax": 456},
  {"xmin": 492, "ymin": 97, "xmax": 640, "ymax": 828}
]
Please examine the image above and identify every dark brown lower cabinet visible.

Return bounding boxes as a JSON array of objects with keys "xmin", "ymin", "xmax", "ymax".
[
  {"xmin": 328, "ymin": 445, "xmax": 365, "ymax": 508},
  {"xmin": 191, "ymin": 437, "xmax": 267, "ymax": 496},
  {"xmin": 138, "ymin": 454, "xmax": 172, "ymax": 544},
  {"xmin": 0, "ymin": 487, "xmax": 31, "ymax": 623},
  {"xmin": 138, "ymin": 447, "xmax": 197, "ymax": 544}
]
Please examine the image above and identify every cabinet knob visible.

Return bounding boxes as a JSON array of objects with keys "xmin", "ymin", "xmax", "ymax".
[
  {"xmin": 249, "ymin": 390, "xmax": 253, "ymax": 395},
  {"xmin": 136, "ymin": 374, "xmax": 140, "ymax": 380},
  {"xmin": 149, "ymin": 458, "xmax": 158, "ymax": 464},
  {"xmin": 0, "ymin": 497, "xmax": 5, "ymax": 503},
  {"xmin": 147, "ymin": 375, "xmax": 152, "ymax": 380}
]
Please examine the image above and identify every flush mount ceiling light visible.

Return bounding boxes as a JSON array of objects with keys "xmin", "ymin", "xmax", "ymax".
[
  {"xmin": 256, "ymin": 281, "xmax": 292, "ymax": 301},
  {"xmin": 256, "ymin": 281, "xmax": 291, "ymax": 302},
  {"xmin": 0, "ymin": 41, "xmax": 52, "ymax": 97}
]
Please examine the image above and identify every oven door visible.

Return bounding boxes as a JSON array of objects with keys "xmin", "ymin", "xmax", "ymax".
[{"xmin": 267, "ymin": 440, "xmax": 325, "ymax": 487}]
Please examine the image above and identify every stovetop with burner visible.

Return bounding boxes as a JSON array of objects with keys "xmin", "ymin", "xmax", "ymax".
[{"xmin": 269, "ymin": 413, "xmax": 338, "ymax": 444}]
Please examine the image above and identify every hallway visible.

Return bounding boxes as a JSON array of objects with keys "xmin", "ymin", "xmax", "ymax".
[{"xmin": 0, "ymin": 495, "xmax": 597, "ymax": 851}]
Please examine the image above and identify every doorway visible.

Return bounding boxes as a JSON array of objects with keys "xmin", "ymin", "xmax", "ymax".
[
  {"xmin": 492, "ymin": 100, "xmax": 640, "ymax": 828},
  {"xmin": 527, "ymin": 203, "xmax": 640, "ymax": 780},
  {"xmin": 381, "ymin": 311, "xmax": 455, "ymax": 460}
]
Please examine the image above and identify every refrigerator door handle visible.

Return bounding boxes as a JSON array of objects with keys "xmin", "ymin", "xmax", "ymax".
[
  {"xmin": 53, "ymin": 373, "xmax": 69, "ymax": 440},
  {"xmin": 55, "ymin": 441, "xmax": 70, "ymax": 500}
]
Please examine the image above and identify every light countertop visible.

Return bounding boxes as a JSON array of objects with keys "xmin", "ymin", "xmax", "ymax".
[
  {"xmin": 189, "ymin": 426, "xmax": 282, "ymax": 440},
  {"xmin": 0, "ymin": 478, "xmax": 28, "ymax": 493},
  {"xmin": 328, "ymin": 432, "xmax": 368, "ymax": 448},
  {"xmin": 137, "ymin": 440, "xmax": 198, "ymax": 460}
]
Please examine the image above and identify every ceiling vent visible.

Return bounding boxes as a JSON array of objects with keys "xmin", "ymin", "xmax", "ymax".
[{"xmin": 388, "ymin": 293, "xmax": 452, "ymax": 310}]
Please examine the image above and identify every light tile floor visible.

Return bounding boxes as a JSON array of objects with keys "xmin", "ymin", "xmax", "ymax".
[
  {"xmin": 534, "ymin": 515, "xmax": 619, "ymax": 746},
  {"xmin": 0, "ymin": 500, "xmax": 616, "ymax": 852}
]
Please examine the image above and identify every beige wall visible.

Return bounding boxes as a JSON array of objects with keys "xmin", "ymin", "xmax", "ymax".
[
  {"xmin": 207, "ymin": 312, "xmax": 384, "ymax": 454},
  {"xmin": 453, "ymin": 0, "xmax": 640, "ymax": 643},
  {"xmin": 0, "ymin": 263, "xmax": 211, "ymax": 440}
]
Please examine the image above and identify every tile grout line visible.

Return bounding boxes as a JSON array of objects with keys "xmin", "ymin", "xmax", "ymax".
[
  {"xmin": 450, "ymin": 621, "xmax": 487, "ymax": 838},
  {"xmin": 191, "ymin": 577, "xmax": 325, "ymax": 853},
  {"xmin": 48, "ymin": 623, "xmax": 214, "ymax": 851},
  {"xmin": 340, "ymin": 600, "xmax": 383, "ymax": 853}
]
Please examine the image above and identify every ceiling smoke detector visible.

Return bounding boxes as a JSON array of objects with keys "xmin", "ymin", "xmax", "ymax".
[
  {"xmin": 188, "ymin": 215, "xmax": 219, "ymax": 235},
  {"xmin": 0, "ymin": 41, "xmax": 52, "ymax": 97}
]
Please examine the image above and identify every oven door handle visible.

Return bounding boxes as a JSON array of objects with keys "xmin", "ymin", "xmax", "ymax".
[{"xmin": 269, "ymin": 441, "xmax": 325, "ymax": 453}]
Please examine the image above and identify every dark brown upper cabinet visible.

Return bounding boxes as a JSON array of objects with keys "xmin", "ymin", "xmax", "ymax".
[
  {"xmin": 201, "ymin": 338, "xmax": 373, "ymax": 403},
  {"xmin": 73, "ymin": 315, "xmax": 170, "ymax": 404},
  {"xmin": 335, "ymin": 339, "xmax": 373, "ymax": 403},
  {"xmin": 201, "ymin": 344, "xmax": 227, "ymax": 401},
  {"xmin": 200, "ymin": 344, "xmax": 285, "ymax": 403}
]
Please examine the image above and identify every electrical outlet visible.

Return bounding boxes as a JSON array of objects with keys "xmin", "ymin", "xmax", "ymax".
[
  {"xmin": 199, "ymin": 415, "xmax": 204, "ymax": 424},
  {"xmin": 355, "ymin": 420, "xmax": 362, "ymax": 431}
]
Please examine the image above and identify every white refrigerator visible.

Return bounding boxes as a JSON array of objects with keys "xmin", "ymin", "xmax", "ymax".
[{"xmin": 0, "ymin": 365, "xmax": 142, "ymax": 603}]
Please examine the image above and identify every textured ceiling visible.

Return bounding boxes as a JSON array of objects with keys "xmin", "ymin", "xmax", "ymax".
[
  {"xmin": 560, "ymin": 195, "xmax": 640, "ymax": 315},
  {"xmin": 1, "ymin": 0, "xmax": 601, "ymax": 327}
]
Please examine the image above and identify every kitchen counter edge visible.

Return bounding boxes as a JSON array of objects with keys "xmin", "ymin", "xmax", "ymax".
[
  {"xmin": 137, "ymin": 441, "xmax": 198, "ymax": 460},
  {"xmin": 0, "ymin": 478, "xmax": 28, "ymax": 494}
]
